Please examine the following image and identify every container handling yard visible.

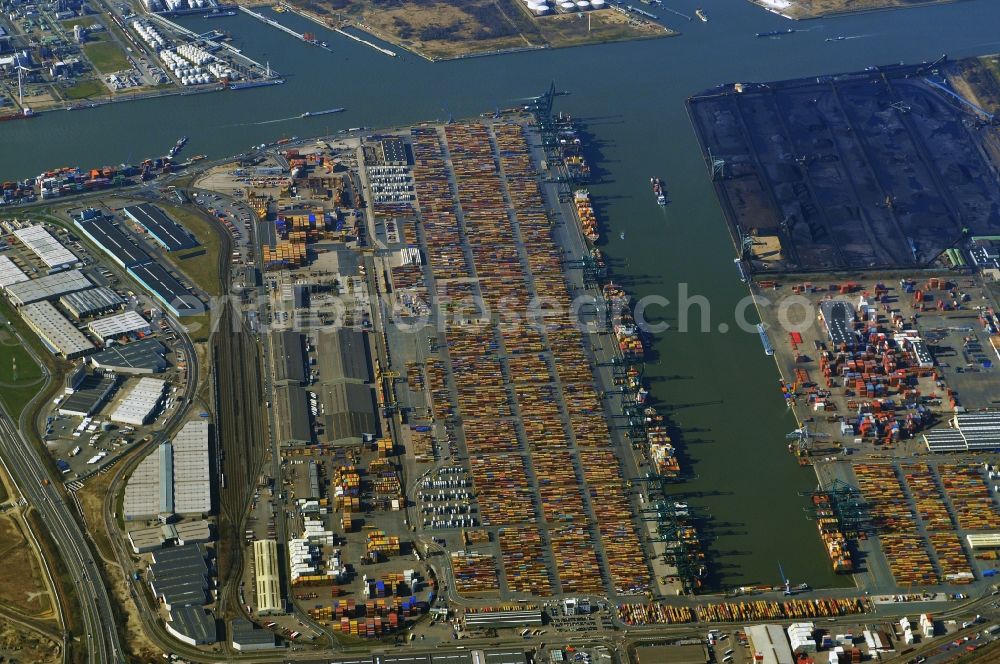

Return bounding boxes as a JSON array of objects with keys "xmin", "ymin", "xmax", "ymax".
[{"xmin": 11, "ymin": 88, "xmax": 1000, "ymax": 661}]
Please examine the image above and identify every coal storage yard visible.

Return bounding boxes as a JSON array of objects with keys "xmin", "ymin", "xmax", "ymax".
[{"xmin": 688, "ymin": 61, "xmax": 1000, "ymax": 274}]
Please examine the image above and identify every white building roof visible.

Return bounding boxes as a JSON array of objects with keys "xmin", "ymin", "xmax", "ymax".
[
  {"xmin": 0, "ymin": 255, "xmax": 28, "ymax": 288},
  {"xmin": 173, "ymin": 420, "xmax": 211, "ymax": 515},
  {"xmin": 5, "ymin": 269, "xmax": 91, "ymax": 305},
  {"xmin": 110, "ymin": 376, "xmax": 166, "ymax": 426},
  {"xmin": 746, "ymin": 624, "xmax": 794, "ymax": 664},
  {"xmin": 123, "ymin": 445, "xmax": 164, "ymax": 519},
  {"xmin": 20, "ymin": 300, "xmax": 94, "ymax": 357},
  {"xmin": 255, "ymin": 539, "xmax": 283, "ymax": 614},
  {"xmin": 88, "ymin": 310, "xmax": 151, "ymax": 341},
  {"xmin": 13, "ymin": 224, "xmax": 78, "ymax": 270}
]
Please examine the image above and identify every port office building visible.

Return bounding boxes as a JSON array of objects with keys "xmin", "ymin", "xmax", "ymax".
[{"xmin": 123, "ymin": 203, "xmax": 198, "ymax": 252}]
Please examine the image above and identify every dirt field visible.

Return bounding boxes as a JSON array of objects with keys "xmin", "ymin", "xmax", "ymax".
[
  {"xmin": 750, "ymin": 0, "xmax": 952, "ymax": 19},
  {"xmin": 0, "ymin": 618, "xmax": 61, "ymax": 663},
  {"xmin": 284, "ymin": 0, "xmax": 670, "ymax": 59},
  {"xmin": 0, "ymin": 514, "xmax": 55, "ymax": 618}
]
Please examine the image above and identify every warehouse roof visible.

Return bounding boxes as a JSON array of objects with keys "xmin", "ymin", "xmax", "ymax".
[
  {"xmin": 88, "ymin": 310, "xmax": 151, "ymax": 340},
  {"xmin": 13, "ymin": 224, "xmax": 77, "ymax": 269},
  {"xmin": 109, "ymin": 376, "xmax": 165, "ymax": 426},
  {"xmin": 253, "ymin": 540, "xmax": 283, "ymax": 615},
  {"xmin": 123, "ymin": 204, "xmax": 198, "ymax": 252},
  {"xmin": 379, "ymin": 136, "xmax": 409, "ymax": 165},
  {"xmin": 174, "ymin": 519, "xmax": 212, "ymax": 545},
  {"xmin": 60, "ymin": 287, "xmax": 125, "ymax": 318},
  {"xmin": 819, "ymin": 300, "xmax": 856, "ymax": 348},
  {"xmin": 317, "ymin": 328, "xmax": 371, "ymax": 384},
  {"xmin": 129, "ymin": 526, "xmax": 165, "ymax": 553},
  {"xmin": 464, "ymin": 609, "xmax": 543, "ymax": 628},
  {"xmin": 745, "ymin": 624, "xmax": 794, "ymax": 664},
  {"xmin": 318, "ymin": 382, "xmax": 376, "ymax": 442},
  {"xmin": 6, "ymin": 269, "xmax": 91, "ymax": 305},
  {"xmin": 20, "ymin": 300, "xmax": 95, "ymax": 357},
  {"xmin": 149, "ymin": 545, "xmax": 210, "ymax": 610},
  {"xmin": 58, "ymin": 372, "xmax": 117, "ymax": 417},
  {"xmin": 924, "ymin": 412, "xmax": 1000, "ymax": 452},
  {"xmin": 173, "ymin": 421, "xmax": 211, "ymax": 515},
  {"xmin": 231, "ymin": 618, "xmax": 277, "ymax": 650},
  {"xmin": 123, "ymin": 445, "xmax": 164, "ymax": 519},
  {"xmin": 166, "ymin": 606, "xmax": 217, "ymax": 645},
  {"xmin": 76, "ymin": 216, "xmax": 151, "ymax": 268},
  {"xmin": 89, "ymin": 338, "xmax": 167, "ymax": 374},
  {"xmin": 271, "ymin": 330, "xmax": 306, "ymax": 385},
  {"xmin": 0, "ymin": 255, "xmax": 28, "ymax": 288},
  {"xmin": 274, "ymin": 384, "xmax": 313, "ymax": 444},
  {"xmin": 128, "ymin": 263, "xmax": 200, "ymax": 316}
]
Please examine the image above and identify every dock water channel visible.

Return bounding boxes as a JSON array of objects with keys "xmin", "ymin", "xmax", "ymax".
[{"xmin": 3, "ymin": 0, "xmax": 1000, "ymax": 589}]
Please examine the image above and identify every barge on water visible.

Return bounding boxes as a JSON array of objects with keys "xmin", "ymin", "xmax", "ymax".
[{"xmin": 757, "ymin": 323, "xmax": 774, "ymax": 356}]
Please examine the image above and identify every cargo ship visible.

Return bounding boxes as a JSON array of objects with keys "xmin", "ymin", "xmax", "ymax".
[
  {"xmin": 756, "ymin": 28, "xmax": 795, "ymax": 37},
  {"xmin": 301, "ymin": 107, "xmax": 345, "ymax": 118},
  {"xmin": 813, "ymin": 493, "xmax": 854, "ymax": 573},
  {"xmin": 695, "ymin": 8, "xmax": 707, "ymax": 21},
  {"xmin": 646, "ymin": 409, "xmax": 680, "ymax": 479},
  {"xmin": 575, "ymin": 189, "xmax": 599, "ymax": 243},
  {"xmin": 651, "ymin": 177, "xmax": 667, "ymax": 206},
  {"xmin": 603, "ymin": 282, "xmax": 644, "ymax": 358},
  {"xmin": 169, "ymin": 137, "xmax": 188, "ymax": 158},
  {"xmin": 229, "ymin": 78, "xmax": 285, "ymax": 90},
  {"xmin": 0, "ymin": 108, "xmax": 35, "ymax": 122}
]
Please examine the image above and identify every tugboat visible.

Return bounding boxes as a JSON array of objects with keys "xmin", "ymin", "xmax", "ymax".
[
  {"xmin": 695, "ymin": 8, "xmax": 707, "ymax": 21},
  {"xmin": 651, "ymin": 177, "xmax": 667, "ymax": 206}
]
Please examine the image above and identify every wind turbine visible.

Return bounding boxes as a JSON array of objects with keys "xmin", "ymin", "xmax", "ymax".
[{"xmin": 16, "ymin": 64, "xmax": 34, "ymax": 117}]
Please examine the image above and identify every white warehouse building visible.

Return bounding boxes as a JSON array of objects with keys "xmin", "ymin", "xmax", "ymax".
[
  {"xmin": 110, "ymin": 376, "xmax": 166, "ymax": 426},
  {"xmin": 87, "ymin": 310, "xmax": 152, "ymax": 342},
  {"xmin": 12, "ymin": 224, "xmax": 78, "ymax": 272}
]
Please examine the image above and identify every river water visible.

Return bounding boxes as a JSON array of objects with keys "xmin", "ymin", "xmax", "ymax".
[{"xmin": 2, "ymin": 0, "xmax": 1000, "ymax": 589}]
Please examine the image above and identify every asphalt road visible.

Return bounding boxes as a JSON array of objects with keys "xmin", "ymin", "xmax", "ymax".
[{"xmin": 0, "ymin": 410, "xmax": 124, "ymax": 663}]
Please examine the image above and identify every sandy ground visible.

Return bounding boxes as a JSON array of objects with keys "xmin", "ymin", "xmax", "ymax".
[
  {"xmin": 76, "ymin": 473, "xmax": 163, "ymax": 660},
  {"xmin": 0, "ymin": 512, "xmax": 55, "ymax": 619},
  {"xmin": 0, "ymin": 618, "xmax": 61, "ymax": 663}
]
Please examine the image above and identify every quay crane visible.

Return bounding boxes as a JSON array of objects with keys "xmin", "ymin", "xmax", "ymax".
[
  {"xmin": 787, "ymin": 424, "xmax": 830, "ymax": 456},
  {"xmin": 777, "ymin": 561, "xmax": 809, "ymax": 595}
]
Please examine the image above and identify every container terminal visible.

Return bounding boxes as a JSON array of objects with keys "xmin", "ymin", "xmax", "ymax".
[{"xmin": 8, "ymin": 95, "xmax": 1000, "ymax": 661}]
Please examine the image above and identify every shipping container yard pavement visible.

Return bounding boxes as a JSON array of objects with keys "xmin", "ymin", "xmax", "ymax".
[{"xmin": 755, "ymin": 274, "xmax": 1000, "ymax": 455}]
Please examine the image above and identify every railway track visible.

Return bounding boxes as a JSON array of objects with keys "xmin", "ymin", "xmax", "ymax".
[{"xmin": 212, "ymin": 302, "xmax": 267, "ymax": 619}]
